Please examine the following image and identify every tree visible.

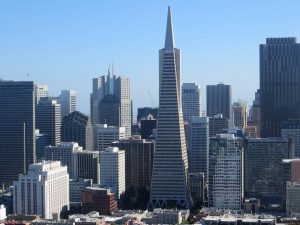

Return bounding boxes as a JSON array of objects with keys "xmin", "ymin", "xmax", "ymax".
[{"xmin": 120, "ymin": 185, "xmax": 150, "ymax": 210}]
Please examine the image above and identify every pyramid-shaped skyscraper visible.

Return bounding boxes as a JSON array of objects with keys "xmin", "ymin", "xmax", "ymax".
[{"xmin": 148, "ymin": 7, "xmax": 193, "ymax": 209}]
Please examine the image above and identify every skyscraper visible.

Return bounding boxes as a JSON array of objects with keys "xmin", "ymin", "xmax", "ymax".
[
  {"xmin": 34, "ymin": 84, "xmax": 48, "ymax": 105},
  {"xmin": 99, "ymin": 147, "xmax": 125, "ymax": 200},
  {"xmin": 137, "ymin": 107, "xmax": 158, "ymax": 122},
  {"xmin": 244, "ymin": 137, "xmax": 292, "ymax": 207},
  {"xmin": 148, "ymin": 7, "xmax": 192, "ymax": 209},
  {"xmin": 111, "ymin": 136, "xmax": 155, "ymax": 188},
  {"xmin": 44, "ymin": 142, "xmax": 82, "ymax": 178},
  {"xmin": 36, "ymin": 97, "xmax": 61, "ymax": 146},
  {"xmin": 61, "ymin": 111, "xmax": 92, "ymax": 150},
  {"xmin": 182, "ymin": 83, "xmax": 202, "ymax": 122},
  {"xmin": 208, "ymin": 114, "xmax": 229, "ymax": 137},
  {"xmin": 208, "ymin": 134, "xmax": 244, "ymax": 209},
  {"xmin": 0, "ymin": 81, "xmax": 36, "ymax": 186},
  {"xmin": 90, "ymin": 71, "xmax": 131, "ymax": 138},
  {"xmin": 206, "ymin": 83, "xmax": 232, "ymax": 120},
  {"xmin": 260, "ymin": 38, "xmax": 300, "ymax": 137},
  {"xmin": 73, "ymin": 150, "xmax": 100, "ymax": 185},
  {"xmin": 188, "ymin": 117, "xmax": 209, "ymax": 180},
  {"xmin": 57, "ymin": 90, "xmax": 76, "ymax": 120},
  {"xmin": 232, "ymin": 101, "xmax": 248, "ymax": 130},
  {"xmin": 98, "ymin": 95, "xmax": 120, "ymax": 126},
  {"xmin": 248, "ymin": 89, "xmax": 260, "ymax": 137},
  {"xmin": 93, "ymin": 124, "xmax": 126, "ymax": 152}
]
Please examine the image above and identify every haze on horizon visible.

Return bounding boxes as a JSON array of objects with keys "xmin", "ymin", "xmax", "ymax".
[{"xmin": 1, "ymin": 0, "xmax": 300, "ymax": 116}]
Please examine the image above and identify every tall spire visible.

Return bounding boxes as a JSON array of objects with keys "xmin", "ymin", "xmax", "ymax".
[{"xmin": 164, "ymin": 6, "xmax": 175, "ymax": 49}]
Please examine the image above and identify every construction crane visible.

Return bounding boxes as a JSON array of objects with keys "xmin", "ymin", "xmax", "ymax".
[{"xmin": 147, "ymin": 90, "xmax": 155, "ymax": 108}]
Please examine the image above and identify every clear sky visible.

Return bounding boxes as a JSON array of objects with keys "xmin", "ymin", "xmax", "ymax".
[{"xmin": 1, "ymin": 1, "xmax": 300, "ymax": 115}]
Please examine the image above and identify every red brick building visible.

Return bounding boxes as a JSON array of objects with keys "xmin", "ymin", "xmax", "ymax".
[{"xmin": 81, "ymin": 187, "xmax": 117, "ymax": 215}]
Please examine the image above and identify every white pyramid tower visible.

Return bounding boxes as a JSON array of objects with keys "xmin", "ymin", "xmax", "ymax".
[{"xmin": 148, "ymin": 6, "xmax": 193, "ymax": 209}]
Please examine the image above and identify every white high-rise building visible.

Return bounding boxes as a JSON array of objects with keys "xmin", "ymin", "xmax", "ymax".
[
  {"xmin": 93, "ymin": 124, "xmax": 126, "ymax": 152},
  {"xmin": 99, "ymin": 147, "xmax": 125, "ymax": 199},
  {"xmin": 34, "ymin": 84, "xmax": 49, "ymax": 105},
  {"xmin": 182, "ymin": 83, "xmax": 202, "ymax": 122},
  {"xmin": 90, "ymin": 71, "xmax": 132, "ymax": 138},
  {"xmin": 44, "ymin": 142, "xmax": 82, "ymax": 178},
  {"xmin": 58, "ymin": 90, "xmax": 76, "ymax": 120},
  {"xmin": 209, "ymin": 134, "xmax": 244, "ymax": 210},
  {"xmin": 118, "ymin": 77, "xmax": 132, "ymax": 138},
  {"xmin": 13, "ymin": 161, "xmax": 69, "ymax": 219},
  {"xmin": 188, "ymin": 117, "xmax": 209, "ymax": 180},
  {"xmin": 148, "ymin": 7, "xmax": 193, "ymax": 209}
]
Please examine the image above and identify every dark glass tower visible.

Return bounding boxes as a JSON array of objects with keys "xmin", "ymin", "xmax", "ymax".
[
  {"xmin": 206, "ymin": 83, "xmax": 232, "ymax": 120},
  {"xmin": 0, "ymin": 81, "xmax": 36, "ymax": 186},
  {"xmin": 61, "ymin": 111, "xmax": 92, "ymax": 149},
  {"xmin": 98, "ymin": 94, "xmax": 120, "ymax": 127},
  {"xmin": 260, "ymin": 38, "xmax": 300, "ymax": 137},
  {"xmin": 36, "ymin": 97, "xmax": 61, "ymax": 146}
]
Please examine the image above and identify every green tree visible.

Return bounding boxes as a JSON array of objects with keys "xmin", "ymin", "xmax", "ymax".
[{"xmin": 120, "ymin": 185, "xmax": 150, "ymax": 210}]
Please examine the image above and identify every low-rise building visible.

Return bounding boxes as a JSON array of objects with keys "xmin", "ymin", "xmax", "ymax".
[
  {"xmin": 81, "ymin": 187, "xmax": 117, "ymax": 215},
  {"xmin": 201, "ymin": 216, "xmax": 275, "ymax": 225},
  {"xmin": 244, "ymin": 198, "xmax": 260, "ymax": 214},
  {"xmin": 141, "ymin": 209, "xmax": 188, "ymax": 224}
]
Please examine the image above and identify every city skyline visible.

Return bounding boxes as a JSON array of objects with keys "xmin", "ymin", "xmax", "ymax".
[{"xmin": 2, "ymin": 1, "xmax": 300, "ymax": 114}]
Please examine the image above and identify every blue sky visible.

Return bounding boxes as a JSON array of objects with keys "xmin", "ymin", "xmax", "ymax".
[{"xmin": 1, "ymin": 1, "xmax": 300, "ymax": 115}]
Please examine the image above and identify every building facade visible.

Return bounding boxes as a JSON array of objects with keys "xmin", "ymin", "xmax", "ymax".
[
  {"xmin": 188, "ymin": 117, "xmax": 209, "ymax": 180},
  {"xmin": 61, "ymin": 111, "xmax": 92, "ymax": 150},
  {"xmin": 13, "ymin": 161, "xmax": 69, "ymax": 219},
  {"xmin": 281, "ymin": 120, "xmax": 300, "ymax": 158},
  {"xmin": 57, "ymin": 90, "xmax": 76, "ymax": 121},
  {"xmin": 282, "ymin": 159, "xmax": 300, "ymax": 209},
  {"xmin": 182, "ymin": 83, "xmax": 202, "ymax": 122},
  {"xmin": 286, "ymin": 181, "xmax": 300, "ymax": 218},
  {"xmin": 90, "ymin": 71, "xmax": 131, "ymax": 138},
  {"xmin": 260, "ymin": 38, "xmax": 300, "ymax": 137},
  {"xmin": 208, "ymin": 114, "xmax": 229, "ymax": 137},
  {"xmin": 44, "ymin": 142, "xmax": 82, "ymax": 178},
  {"xmin": 248, "ymin": 89, "xmax": 260, "ymax": 137},
  {"xmin": 93, "ymin": 124, "xmax": 126, "ymax": 152},
  {"xmin": 81, "ymin": 187, "xmax": 117, "ymax": 215},
  {"xmin": 73, "ymin": 150, "xmax": 100, "ymax": 185},
  {"xmin": 148, "ymin": 7, "xmax": 192, "ymax": 209},
  {"xmin": 232, "ymin": 101, "xmax": 247, "ymax": 130},
  {"xmin": 208, "ymin": 134, "xmax": 244, "ymax": 209},
  {"xmin": 69, "ymin": 178, "xmax": 92, "ymax": 205},
  {"xmin": 206, "ymin": 83, "xmax": 232, "ymax": 120},
  {"xmin": 0, "ymin": 81, "xmax": 36, "ymax": 186},
  {"xmin": 244, "ymin": 137, "xmax": 291, "ymax": 207},
  {"xmin": 189, "ymin": 172, "xmax": 204, "ymax": 204},
  {"xmin": 137, "ymin": 107, "xmax": 158, "ymax": 122},
  {"xmin": 34, "ymin": 84, "xmax": 48, "ymax": 105},
  {"xmin": 99, "ymin": 147, "xmax": 125, "ymax": 200},
  {"xmin": 111, "ymin": 136, "xmax": 155, "ymax": 188},
  {"xmin": 36, "ymin": 97, "xmax": 61, "ymax": 146}
]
